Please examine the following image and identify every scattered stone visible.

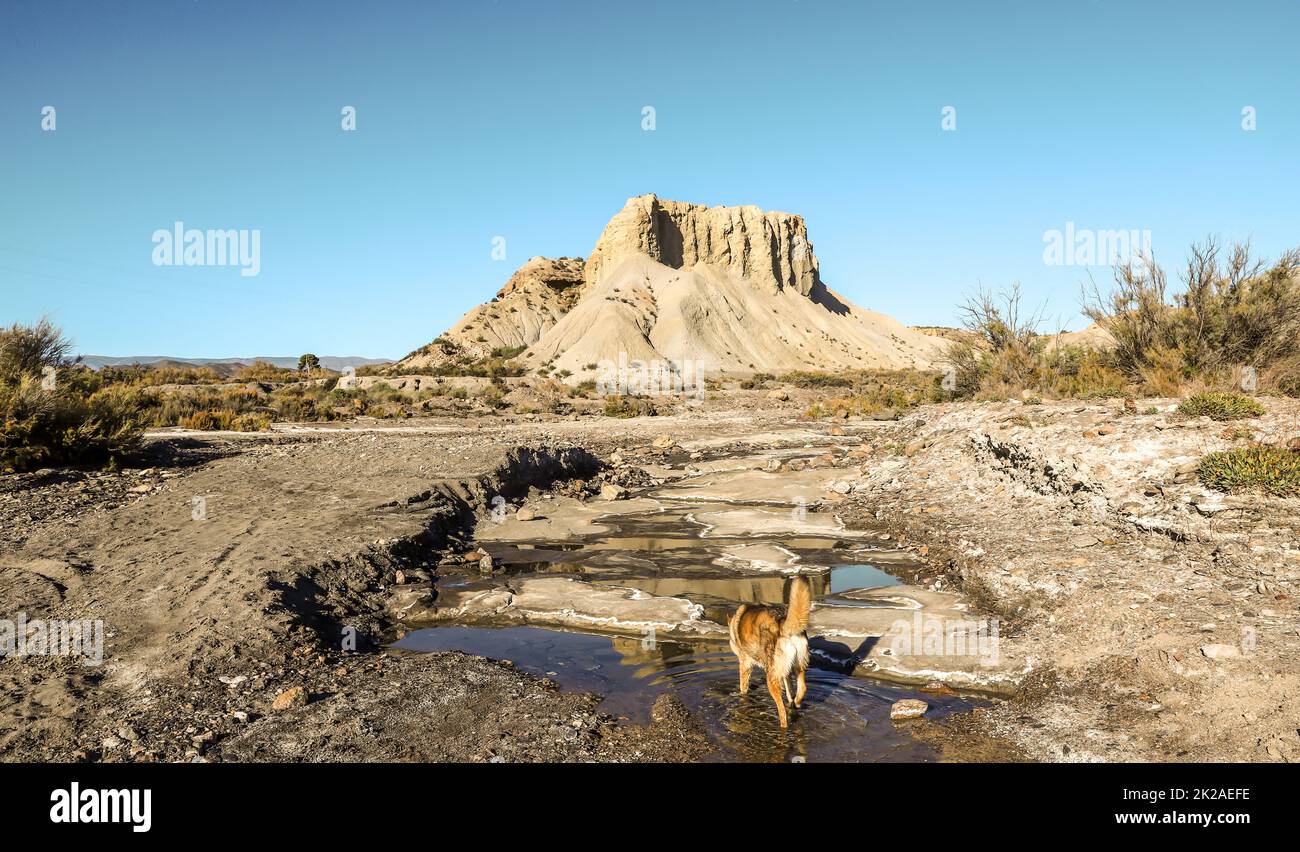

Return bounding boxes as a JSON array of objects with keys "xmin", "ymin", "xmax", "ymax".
[
  {"xmin": 515, "ymin": 507, "xmax": 537, "ymax": 522},
  {"xmin": 270, "ymin": 686, "xmax": 307, "ymax": 712},
  {"xmin": 890, "ymin": 699, "xmax": 928, "ymax": 721},
  {"xmin": 767, "ymin": 389, "xmax": 789, "ymax": 401},
  {"xmin": 1200, "ymin": 643, "xmax": 1241, "ymax": 660},
  {"xmin": 652, "ymin": 436, "xmax": 676, "ymax": 450},
  {"xmin": 599, "ymin": 484, "xmax": 629, "ymax": 501}
]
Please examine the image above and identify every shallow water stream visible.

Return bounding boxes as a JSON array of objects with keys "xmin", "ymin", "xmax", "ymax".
[{"xmin": 396, "ymin": 492, "xmax": 979, "ymax": 762}]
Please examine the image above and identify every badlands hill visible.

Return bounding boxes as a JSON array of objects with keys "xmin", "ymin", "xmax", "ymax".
[{"xmin": 401, "ymin": 194, "xmax": 946, "ymax": 375}]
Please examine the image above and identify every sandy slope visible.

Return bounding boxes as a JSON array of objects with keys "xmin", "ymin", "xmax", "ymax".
[{"xmin": 523, "ymin": 253, "xmax": 947, "ymax": 375}]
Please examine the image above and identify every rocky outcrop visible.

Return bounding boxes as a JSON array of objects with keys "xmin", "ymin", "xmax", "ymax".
[
  {"xmin": 400, "ymin": 256, "xmax": 584, "ymax": 368},
  {"xmin": 583, "ymin": 194, "xmax": 820, "ymax": 296},
  {"xmin": 402, "ymin": 195, "xmax": 947, "ymax": 375}
]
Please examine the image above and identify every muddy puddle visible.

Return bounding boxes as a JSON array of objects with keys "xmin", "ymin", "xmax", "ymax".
[
  {"xmin": 395, "ymin": 624, "xmax": 970, "ymax": 762},
  {"xmin": 397, "ymin": 491, "xmax": 988, "ymax": 762}
]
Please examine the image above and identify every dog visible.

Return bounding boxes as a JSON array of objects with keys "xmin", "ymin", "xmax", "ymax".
[{"xmin": 727, "ymin": 575, "xmax": 811, "ymax": 728}]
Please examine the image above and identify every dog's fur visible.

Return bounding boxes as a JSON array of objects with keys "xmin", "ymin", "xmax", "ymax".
[{"xmin": 727, "ymin": 575, "xmax": 811, "ymax": 728}]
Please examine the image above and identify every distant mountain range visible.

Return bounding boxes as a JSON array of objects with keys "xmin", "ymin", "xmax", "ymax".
[{"xmin": 77, "ymin": 355, "xmax": 392, "ymax": 374}]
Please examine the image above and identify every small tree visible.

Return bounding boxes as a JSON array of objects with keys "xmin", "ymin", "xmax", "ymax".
[{"xmin": 298, "ymin": 353, "xmax": 320, "ymax": 373}]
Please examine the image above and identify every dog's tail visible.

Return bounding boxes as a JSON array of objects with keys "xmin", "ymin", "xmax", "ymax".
[{"xmin": 781, "ymin": 575, "xmax": 812, "ymax": 637}]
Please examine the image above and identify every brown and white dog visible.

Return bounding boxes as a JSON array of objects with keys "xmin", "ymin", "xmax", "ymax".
[{"xmin": 727, "ymin": 575, "xmax": 811, "ymax": 728}]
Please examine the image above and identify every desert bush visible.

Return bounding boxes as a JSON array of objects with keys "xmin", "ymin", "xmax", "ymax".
[
  {"xmin": 233, "ymin": 360, "xmax": 298, "ymax": 382},
  {"xmin": 569, "ymin": 379, "xmax": 597, "ymax": 398},
  {"xmin": 944, "ymin": 284, "xmax": 1056, "ymax": 398},
  {"xmin": 778, "ymin": 370, "xmax": 854, "ymax": 389},
  {"xmin": 101, "ymin": 364, "xmax": 224, "ymax": 387},
  {"xmin": 740, "ymin": 372, "xmax": 777, "ymax": 390},
  {"xmin": 0, "ymin": 321, "xmax": 145, "ymax": 472},
  {"xmin": 1198, "ymin": 444, "xmax": 1300, "ymax": 497},
  {"xmin": 802, "ymin": 370, "xmax": 946, "ymax": 417},
  {"xmin": 1177, "ymin": 391, "xmax": 1265, "ymax": 420},
  {"xmin": 477, "ymin": 384, "xmax": 505, "ymax": 408},
  {"xmin": 1085, "ymin": 240, "xmax": 1300, "ymax": 388},
  {"xmin": 603, "ymin": 395, "xmax": 657, "ymax": 418},
  {"xmin": 0, "ymin": 317, "xmax": 71, "ymax": 384}
]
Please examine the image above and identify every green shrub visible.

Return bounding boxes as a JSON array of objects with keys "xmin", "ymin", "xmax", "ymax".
[
  {"xmin": 1177, "ymin": 392, "xmax": 1265, "ymax": 420},
  {"xmin": 1198, "ymin": 445, "xmax": 1300, "ymax": 497}
]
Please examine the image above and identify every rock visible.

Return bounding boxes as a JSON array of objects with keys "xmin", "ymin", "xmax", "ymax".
[
  {"xmin": 392, "ymin": 256, "xmax": 585, "ymax": 367},
  {"xmin": 583, "ymin": 194, "xmax": 820, "ymax": 296},
  {"xmin": 828, "ymin": 425, "xmax": 846, "ymax": 436},
  {"xmin": 764, "ymin": 458, "xmax": 782, "ymax": 472},
  {"xmin": 478, "ymin": 554, "xmax": 496, "ymax": 573},
  {"xmin": 599, "ymin": 484, "xmax": 628, "ymax": 501},
  {"xmin": 1071, "ymin": 533, "xmax": 1099, "ymax": 549},
  {"xmin": 270, "ymin": 686, "xmax": 307, "ymax": 712},
  {"xmin": 890, "ymin": 699, "xmax": 928, "ymax": 721},
  {"xmin": 515, "ymin": 507, "xmax": 537, "ymax": 521},
  {"xmin": 652, "ymin": 435, "xmax": 676, "ymax": 450},
  {"xmin": 767, "ymin": 389, "xmax": 789, "ymax": 401},
  {"xmin": 1287, "ymin": 437, "xmax": 1300, "ymax": 452},
  {"xmin": 903, "ymin": 440, "xmax": 926, "ymax": 457},
  {"xmin": 1200, "ymin": 643, "xmax": 1241, "ymax": 660}
]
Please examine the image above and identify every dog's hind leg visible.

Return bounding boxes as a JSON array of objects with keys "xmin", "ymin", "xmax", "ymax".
[
  {"xmin": 766, "ymin": 671, "xmax": 789, "ymax": 728},
  {"xmin": 793, "ymin": 668, "xmax": 807, "ymax": 708},
  {"xmin": 738, "ymin": 658, "xmax": 753, "ymax": 694}
]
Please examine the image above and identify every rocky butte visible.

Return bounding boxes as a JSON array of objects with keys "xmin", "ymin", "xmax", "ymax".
[{"xmin": 400, "ymin": 194, "xmax": 945, "ymax": 375}]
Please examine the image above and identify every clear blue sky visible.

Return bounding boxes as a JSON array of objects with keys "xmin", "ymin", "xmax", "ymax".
[{"xmin": 2, "ymin": 0, "xmax": 1297, "ymax": 358}]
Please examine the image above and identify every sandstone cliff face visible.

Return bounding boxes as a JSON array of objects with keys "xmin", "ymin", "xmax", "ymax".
[
  {"xmin": 400, "ymin": 256, "xmax": 584, "ymax": 367},
  {"xmin": 583, "ymin": 194, "xmax": 820, "ymax": 296}
]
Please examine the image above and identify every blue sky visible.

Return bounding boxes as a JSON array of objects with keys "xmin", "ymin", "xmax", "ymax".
[{"xmin": 2, "ymin": 0, "xmax": 1297, "ymax": 358}]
